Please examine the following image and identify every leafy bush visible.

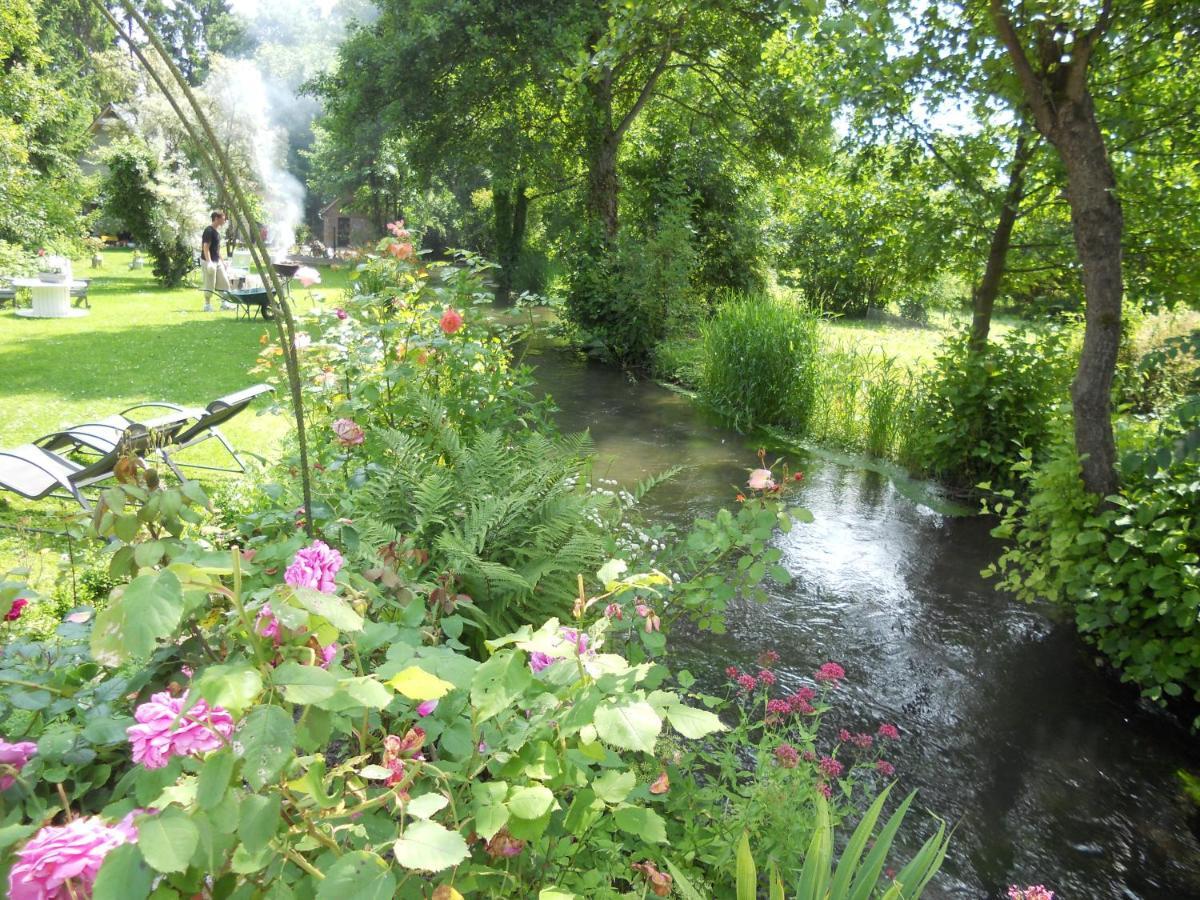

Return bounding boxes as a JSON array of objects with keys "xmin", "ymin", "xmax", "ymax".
[
  {"xmin": 904, "ymin": 327, "xmax": 1074, "ymax": 491},
  {"xmin": 986, "ymin": 409, "xmax": 1200, "ymax": 718},
  {"xmin": 563, "ymin": 215, "xmax": 698, "ymax": 368},
  {"xmin": 699, "ymin": 292, "xmax": 822, "ymax": 432},
  {"xmin": 0, "ymin": 476, "xmax": 946, "ymax": 899}
]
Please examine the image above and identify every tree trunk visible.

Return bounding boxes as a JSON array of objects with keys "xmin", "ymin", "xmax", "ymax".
[
  {"xmin": 492, "ymin": 181, "xmax": 528, "ymax": 306},
  {"xmin": 584, "ymin": 67, "xmax": 619, "ymax": 241},
  {"xmin": 1056, "ymin": 95, "xmax": 1123, "ymax": 497},
  {"xmin": 969, "ymin": 131, "xmax": 1031, "ymax": 351}
]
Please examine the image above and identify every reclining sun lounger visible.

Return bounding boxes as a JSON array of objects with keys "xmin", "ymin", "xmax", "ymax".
[
  {"xmin": 3, "ymin": 412, "xmax": 192, "ymax": 509},
  {"xmin": 108, "ymin": 384, "xmax": 275, "ymax": 478}
]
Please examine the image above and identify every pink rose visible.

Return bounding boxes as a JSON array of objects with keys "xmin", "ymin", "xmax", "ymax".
[
  {"xmin": 127, "ymin": 692, "xmax": 234, "ymax": 769},
  {"xmin": 5, "ymin": 597, "xmax": 28, "ymax": 621},
  {"xmin": 295, "ymin": 266, "xmax": 321, "ymax": 287},
  {"xmin": 0, "ymin": 740, "xmax": 37, "ymax": 790},
  {"xmin": 284, "ymin": 540, "xmax": 344, "ymax": 594},
  {"xmin": 8, "ymin": 815, "xmax": 138, "ymax": 900},
  {"xmin": 416, "ymin": 699, "xmax": 438, "ymax": 717},
  {"xmin": 332, "ymin": 418, "xmax": 365, "ymax": 447},
  {"xmin": 748, "ymin": 468, "xmax": 775, "ymax": 491},
  {"xmin": 335, "ymin": 307, "xmax": 347, "ymax": 320}
]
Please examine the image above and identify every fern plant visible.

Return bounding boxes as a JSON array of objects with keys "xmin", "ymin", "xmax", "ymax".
[{"xmin": 357, "ymin": 417, "xmax": 611, "ymax": 637}]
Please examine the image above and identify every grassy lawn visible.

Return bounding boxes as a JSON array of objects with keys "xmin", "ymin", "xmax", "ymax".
[{"xmin": 0, "ymin": 248, "xmax": 353, "ymax": 585}]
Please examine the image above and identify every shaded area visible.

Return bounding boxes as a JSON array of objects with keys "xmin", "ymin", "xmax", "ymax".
[{"xmin": 529, "ymin": 346, "xmax": 1200, "ymax": 898}]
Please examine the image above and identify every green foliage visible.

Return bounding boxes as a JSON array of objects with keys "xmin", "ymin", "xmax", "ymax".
[
  {"xmin": 986, "ymin": 416, "xmax": 1200, "ymax": 719},
  {"xmin": 359, "ymin": 425, "xmax": 607, "ymax": 636},
  {"xmin": 905, "ymin": 327, "xmax": 1075, "ymax": 490},
  {"xmin": 100, "ymin": 139, "xmax": 201, "ymax": 288},
  {"xmin": 773, "ymin": 154, "xmax": 953, "ymax": 318},
  {"xmin": 807, "ymin": 346, "xmax": 917, "ymax": 459},
  {"xmin": 699, "ymin": 292, "xmax": 822, "ymax": 432},
  {"xmin": 0, "ymin": 0, "xmax": 95, "ymax": 249}
]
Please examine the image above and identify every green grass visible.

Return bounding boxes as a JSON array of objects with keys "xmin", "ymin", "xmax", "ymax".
[
  {"xmin": 0, "ymin": 248, "xmax": 353, "ymax": 576},
  {"xmin": 1, "ymin": 248, "xmax": 352, "ymax": 450}
]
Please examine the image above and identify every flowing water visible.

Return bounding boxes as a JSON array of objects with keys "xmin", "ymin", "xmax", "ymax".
[{"xmin": 527, "ymin": 345, "xmax": 1200, "ymax": 899}]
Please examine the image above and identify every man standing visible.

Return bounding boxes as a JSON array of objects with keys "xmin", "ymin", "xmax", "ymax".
[{"xmin": 201, "ymin": 210, "xmax": 231, "ymax": 312}]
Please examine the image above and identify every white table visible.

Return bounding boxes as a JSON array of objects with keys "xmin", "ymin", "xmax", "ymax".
[{"xmin": 11, "ymin": 278, "xmax": 89, "ymax": 318}]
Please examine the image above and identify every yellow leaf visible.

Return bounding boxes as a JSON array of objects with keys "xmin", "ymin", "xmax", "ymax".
[
  {"xmin": 432, "ymin": 886, "xmax": 464, "ymax": 900},
  {"xmin": 386, "ymin": 666, "xmax": 455, "ymax": 701}
]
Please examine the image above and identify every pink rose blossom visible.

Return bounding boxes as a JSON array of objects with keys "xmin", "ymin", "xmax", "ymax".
[
  {"xmin": 878, "ymin": 723, "xmax": 901, "ymax": 740},
  {"xmin": 0, "ymin": 740, "xmax": 38, "ymax": 790},
  {"xmin": 417, "ymin": 699, "xmax": 438, "ymax": 717},
  {"xmin": 319, "ymin": 643, "xmax": 339, "ymax": 669},
  {"xmin": 295, "ymin": 266, "xmax": 321, "ymax": 288},
  {"xmin": 127, "ymin": 692, "xmax": 234, "ymax": 769},
  {"xmin": 256, "ymin": 608, "xmax": 282, "ymax": 645},
  {"xmin": 332, "ymin": 418, "xmax": 365, "ymax": 447},
  {"xmin": 748, "ymin": 468, "xmax": 775, "ymax": 491},
  {"xmin": 814, "ymin": 662, "xmax": 845, "ymax": 685},
  {"xmin": 5, "ymin": 598, "xmax": 27, "ymax": 621},
  {"xmin": 439, "ymin": 308, "xmax": 463, "ymax": 335},
  {"xmin": 285, "ymin": 540, "xmax": 344, "ymax": 594},
  {"xmin": 335, "ymin": 307, "xmax": 347, "ymax": 320},
  {"xmin": 8, "ymin": 814, "xmax": 138, "ymax": 900},
  {"xmin": 560, "ymin": 628, "xmax": 589, "ymax": 655}
]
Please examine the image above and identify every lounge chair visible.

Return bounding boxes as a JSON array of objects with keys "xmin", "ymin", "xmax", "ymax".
[
  {"xmin": 117, "ymin": 384, "xmax": 275, "ymax": 477},
  {"xmin": 3, "ymin": 413, "xmax": 191, "ymax": 509}
]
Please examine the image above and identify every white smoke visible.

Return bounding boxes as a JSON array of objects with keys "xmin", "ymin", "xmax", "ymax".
[
  {"xmin": 205, "ymin": 0, "xmax": 376, "ymax": 257},
  {"xmin": 205, "ymin": 58, "xmax": 304, "ymax": 258}
]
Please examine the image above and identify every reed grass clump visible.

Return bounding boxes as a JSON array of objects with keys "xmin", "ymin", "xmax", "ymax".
[{"xmin": 699, "ymin": 291, "xmax": 822, "ymax": 431}]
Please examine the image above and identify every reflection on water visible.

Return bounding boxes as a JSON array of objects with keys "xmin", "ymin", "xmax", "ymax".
[{"xmin": 529, "ymin": 346, "xmax": 1200, "ymax": 899}]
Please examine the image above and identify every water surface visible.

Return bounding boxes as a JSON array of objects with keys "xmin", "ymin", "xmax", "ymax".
[{"xmin": 529, "ymin": 346, "xmax": 1200, "ymax": 899}]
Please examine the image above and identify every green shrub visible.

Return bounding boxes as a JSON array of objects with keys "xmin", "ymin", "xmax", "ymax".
[
  {"xmin": 699, "ymin": 292, "xmax": 821, "ymax": 431},
  {"xmin": 986, "ymin": 413, "xmax": 1200, "ymax": 719},
  {"xmin": 904, "ymin": 327, "xmax": 1074, "ymax": 490}
]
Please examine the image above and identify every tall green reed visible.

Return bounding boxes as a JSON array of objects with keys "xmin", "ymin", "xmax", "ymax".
[{"xmin": 698, "ymin": 290, "xmax": 822, "ymax": 431}]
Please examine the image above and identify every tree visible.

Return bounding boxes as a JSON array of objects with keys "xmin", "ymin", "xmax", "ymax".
[
  {"xmin": 0, "ymin": 0, "xmax": 95, "ymax": 249},
  {"xmin": 988, "ymin": 0, "xmax": 1124, "ymax": 496}
]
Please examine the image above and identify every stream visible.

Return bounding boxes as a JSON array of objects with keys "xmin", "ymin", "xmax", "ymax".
[{"xmin": 527, "ymin": 345, "xmax": 1200, "ymax": 899}]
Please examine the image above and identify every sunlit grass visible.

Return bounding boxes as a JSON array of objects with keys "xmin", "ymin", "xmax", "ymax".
[{"xmin": 0, "ymin": 247, "xmax": 353, "ymax": 575}]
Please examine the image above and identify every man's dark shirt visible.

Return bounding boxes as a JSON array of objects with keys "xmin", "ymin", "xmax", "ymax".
[{"xmin": 202, "ymin": 224, "xmax": 221, "ymax": 262}]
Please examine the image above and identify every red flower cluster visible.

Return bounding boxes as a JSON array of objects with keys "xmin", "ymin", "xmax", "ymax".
[
  {"xmin": 878, "ymin": 723, "xmax": 901, "ymax": 740},
  {"xmin": 774, "ymin": 743, "xmax": 800, "ymax": 768},
  {"xmin": 875, "ymin": 760, "xmax": 896, "ymax": 777},
  {"xmin": 814, "ymin": 661, "xmax": 846, "ymax": 685},
  {"xmin": 818, "ymin": 756, "xmax": 844, "ymax": 778}
]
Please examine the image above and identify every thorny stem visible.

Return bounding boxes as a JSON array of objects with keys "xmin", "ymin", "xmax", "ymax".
[
  {"xmin": 56, "ymin": 784, "xmax": 73, "ymax": 821},
  {"xmin": 282, "ymin": 847, "xmax": 326, "ymax": 880}
]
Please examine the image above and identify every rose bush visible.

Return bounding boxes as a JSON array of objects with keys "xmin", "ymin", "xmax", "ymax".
[{"xmin": 1, "ymin": 227, "xmax": 949, "ymax": 897}]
